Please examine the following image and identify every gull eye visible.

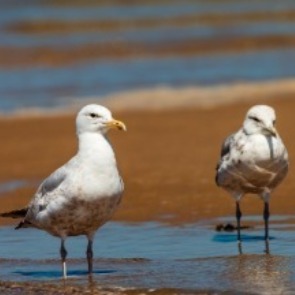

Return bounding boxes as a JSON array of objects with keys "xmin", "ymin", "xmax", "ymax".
[
  {"xmin": 249, "ymin": 116, "xmax": 261, "ymax": 123},
  {"xmin": 90, "ymin": 113, "xmax": 99, "ymax": 118}
]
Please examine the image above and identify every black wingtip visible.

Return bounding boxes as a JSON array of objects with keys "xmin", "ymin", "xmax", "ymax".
[
  {"xmin": 15, "ymin": 221, "xmax": 24, "ymax": 230},
  {"xmin": 15, "ymin": 219, "xmax": 32, "ymax": 230},
  {"xmin": 215, "ymin": 172, "xmax": 220, "ymax": 186},
  {"xmin": 0, "ymin": 208, "xmax": 28, "ymax": 219}
]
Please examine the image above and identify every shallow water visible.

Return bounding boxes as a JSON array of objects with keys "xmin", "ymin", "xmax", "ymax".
[
  {"xmin": 1, "ymin": 49, "xmax": 295, "ymax": 112},
  {"xmin": 1, "ymin": 0, "xmax": 295, "ymax": 25},
  {"xmin": 1, "ymin": 217, "xmax": 295, "ymax": 294},
  {"xmin": 0, "ymin": 0, "xmax": 295, "ymax": 112},
  {"xmin": 3, "ymin": 22, "xmax": 295, "ymax": 48}
]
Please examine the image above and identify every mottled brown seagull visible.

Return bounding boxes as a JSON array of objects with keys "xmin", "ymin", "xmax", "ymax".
[
  {"xmin": 1, "ymin": 104, "xmax": 126, "ymax": 278},
  {"xmin": 215, "ymin": 105, "xmax": 288, "ymax": 252}
]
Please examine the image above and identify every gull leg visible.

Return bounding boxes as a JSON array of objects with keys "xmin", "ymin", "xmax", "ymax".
[
  {"xmin": 86, "ymin": 236, "xmax": 94, "ymax": 275},
  {"xmin": 263, "ymin": 201, "xmax": 270, "ymax": 254},
  {"xmin": 236, "ymin": 201, "xmax": 242, "ymax": 254},
  {"xmin": 236, "ymin": 201, "xmax": 242, "ymax": 241},
  {"xmin": 60, "ymin": 239, "xmax": 68, "ymax": 279}
]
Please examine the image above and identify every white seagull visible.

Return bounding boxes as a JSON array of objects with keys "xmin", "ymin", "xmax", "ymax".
[
  {"xmin": 1, "ymin": 104, "xmax": 126, "ymax": 278},
  {"xmin": 215, "ymin": 105, "xmax": 288, "ymax": 249}
]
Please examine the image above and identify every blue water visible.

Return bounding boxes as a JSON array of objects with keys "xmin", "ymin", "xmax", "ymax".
[
  {"xmin": 1, "ymin": 218, "xmax": 295, "ymax": 261},
  {"xmin": 0, "ymin": 180, "xmax": 29, "ymax": 194},
  {"xmin": 1, "ymin": 0, "xmax": 295, "ymax": 24},
  {"xmin": 2, "ymin": 22, "xmax": 295, "ymax": 48},
  {"xmin": 1, "ymin": 218, "xmax": 295, "ymax": 294},
  {"xmin": 0, "ymin": 49, "xmax": 295, "ymax": 112},
  {"xmin": 0, "ymin": 0, "xmax": 294, "ymax": 112}
]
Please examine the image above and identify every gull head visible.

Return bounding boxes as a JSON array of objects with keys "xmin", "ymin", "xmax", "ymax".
[
  {"xmin": 76, "ymin": 104, "xmax": 126, "ymax": 135},
  {"xmin": 243, "ymin": 105, "xmax": 277, "ymax": 137}
]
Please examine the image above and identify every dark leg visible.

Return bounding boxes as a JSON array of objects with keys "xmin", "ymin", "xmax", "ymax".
[
  {"xmin": 263, "ymin": 201, "xmax": 270, "ymax": 254},
  {"xmin": 60, "ymin": 239, "xmax": 68, "ymax": 279},
  {"xmin": 86, "ymin": 238, "xmax": 93, "ymax": 275},
  {"xmin": 236, "ymin": 201, "xmax": 242, "ymax": 242},
  {"xmin": 263, "ymin": 202, "xmax": 270, "ymax": 240}
]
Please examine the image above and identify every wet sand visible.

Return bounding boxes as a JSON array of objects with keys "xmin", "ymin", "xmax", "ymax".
[
  {"xmin": 0, "ymin": 95, "xmax": 295, "ymax": 225},
  {"xmin": 7, "ymin": 10, "xmax": 295, "ymax": 34},
  {"xmin": 1, "ymin": 35, "xmax": 295, "ymax": 68},
  {"xmin": 1, "ymin": 94, "xmax": 295, "ymax": 294},
  {"xmin": 1, "ymin": 1, "xmax": 295, "ymax": 293},
  {"xmin": 2, "ymin": 4, "xmax": 295, "ymax": 69},
  {"xmin": 1, "ymin": 220, "xmax": 295, "ymax": 294}
]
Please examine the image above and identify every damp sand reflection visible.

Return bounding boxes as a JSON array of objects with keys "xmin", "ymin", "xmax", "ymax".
[{"xmin": 0, "ymin": 219, "xmax": 294, "ymax": 294}]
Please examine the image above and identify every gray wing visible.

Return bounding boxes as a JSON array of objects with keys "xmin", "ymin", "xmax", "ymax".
[
  {"xmin": 269, "ymin": 150, "xmax": 289, "ymax": 190},
  {"xmin": 215, "ymin": 133, "xmax": 235, "ymax": 185},
  {"xmin": 22, "ymin": 166, "xmax": 68, "ymax": 226},
  {"xmin": 38, "ymin": 166, "xmax": 67, "ymax": 196},
  {"xmin": 219, "ymin": 133, "xmax": 235, "ymax": 158},
  {"xmin": 18, "ymin": 158, "xmax": 74, "ymax": 228}
]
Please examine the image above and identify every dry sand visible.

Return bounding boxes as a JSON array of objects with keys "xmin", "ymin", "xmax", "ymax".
[{"xmin": 0, "ymin": 94, "xmax": 295, "ymax": 227}]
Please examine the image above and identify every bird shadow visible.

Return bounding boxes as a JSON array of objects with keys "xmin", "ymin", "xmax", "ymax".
[
  {"xmin": 13, "ymin": 269, "xmax": 116, "ymax": 279},
  {"xmin": 213, "ymin": 234, "xmax": 275, "ymax": 243}
]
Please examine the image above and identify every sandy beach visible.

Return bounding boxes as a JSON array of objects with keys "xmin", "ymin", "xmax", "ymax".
[
  {"xmin": 1, "ymin": 1, "xmax": 295, "ymax": 293},
  {"xmin": 0, "ymin": 93, "xmax": 295, "ymax": 294},
  {"xmin": 1, "ymin": 95, "xmax": 294, "ymax": 226}
]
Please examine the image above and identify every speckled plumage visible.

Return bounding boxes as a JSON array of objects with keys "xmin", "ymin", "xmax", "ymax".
[
  {"xmin": 10, "ymin": 104, "xmax": 126, "ymax": 278},
  {"xmin": 215, "ymin": 105, "xmax": 288, "ymax": 249},
  {"xmin": 216, "ymin": 105, "xmax": 288, "ymax": 198}
]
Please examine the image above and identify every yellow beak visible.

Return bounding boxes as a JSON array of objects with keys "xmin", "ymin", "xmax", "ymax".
[
  {"xmin": 264, "ymin": 126, "xmax": 277, "ymax": 137},
  {"xmin": 106, "ymin": 119, "xmax": 127, "ymax": 131}
]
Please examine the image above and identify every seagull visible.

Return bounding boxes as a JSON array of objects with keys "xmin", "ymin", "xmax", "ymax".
[
  {"xmin": 215, "ymin": 105, "xmax": 288, "ymax": 251},
  {"xmin": 1, "ymin": 104, "xmax": 126, "ymax": 278}
]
